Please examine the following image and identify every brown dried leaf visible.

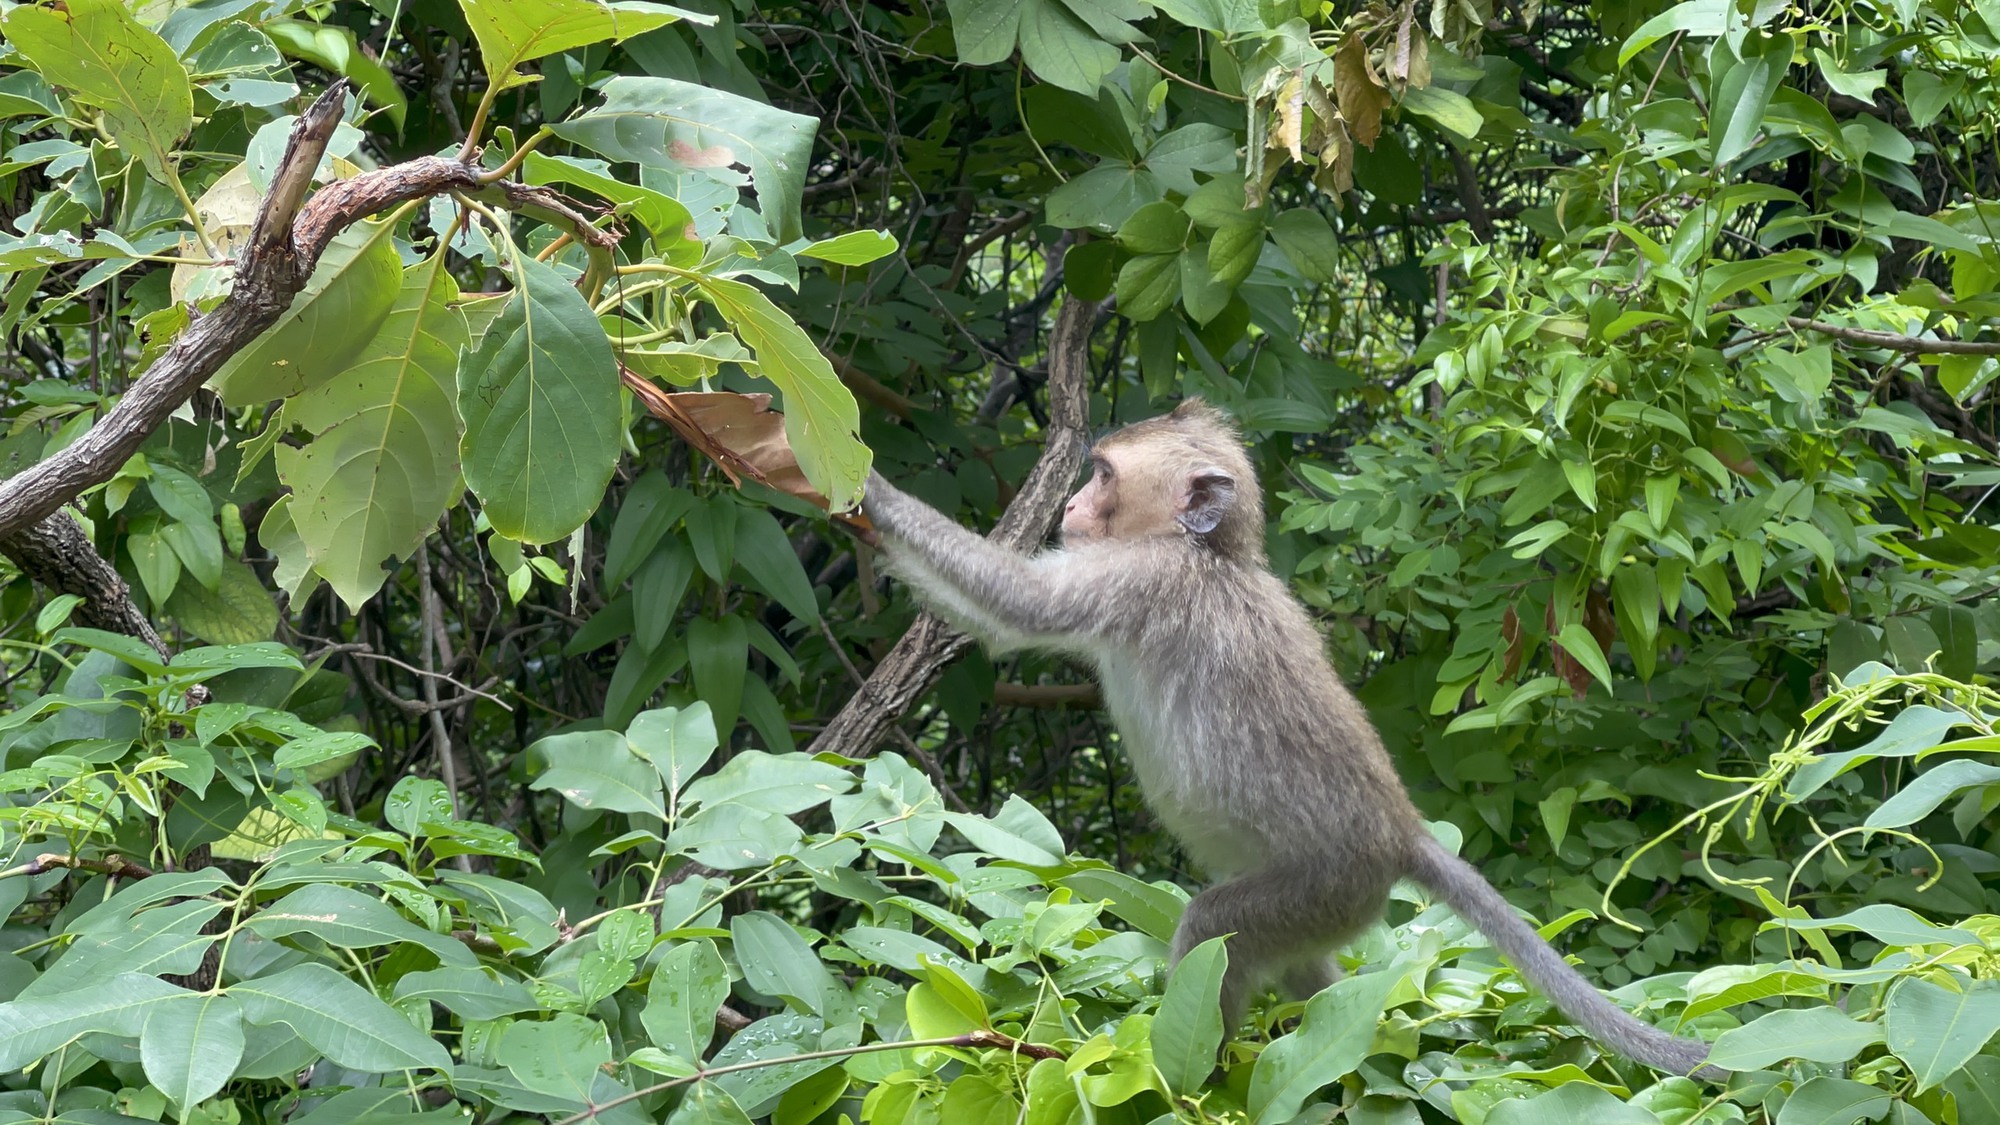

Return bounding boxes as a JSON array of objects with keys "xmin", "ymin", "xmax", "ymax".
[
  {"xmin": 622, "ymin": 368, "xmax": 874, "ymax": 532},
  {"xmin": 1333, "ymin": 35, "xmax": 1390, "ymax": 150}
]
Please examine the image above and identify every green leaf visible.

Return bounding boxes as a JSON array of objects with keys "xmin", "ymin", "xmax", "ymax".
[
  {"xmin": 1553, "ymin": 623, "xmax": 1613, "ymax": 690},
  {"xmin": 1488, "ymin": 1082, "xmax": 1663, "ymax": 1124},
  {"xmin": 1116, "ymin": 201, "xmax": 1190, "ymax": 255},
  {"xmin": 497, "ymin": 1012, "xmax": 612, "ymax": 1102},
  {"xmin": 391, "ymin": 967, "xmax": 538, "ymax": 1021},
  {"xmin": 1398, "ymin": 86, "xmax": 1482, "ymax": 141},
  {"xmin": 1248, "ymin": 965, "xmax": 1404, "ymax": 1124},
  {"xmin": 1866, "ymin": 760, "xmax": 2000, "ymax": 831},
  {"xmin": 1179, "ymin": 246, "xmax": 1231, "ymax": 325},
  {"xmin": 643, "ymin": 939, "xmax": 730, "ymax": 1061},
  {"xmin": 141, "ymin": 994, "xmax": 247, "ymax": 1112},
  {"xmin": 1053, "ymin": 869, "xmax": 1184, "ymax": 942},
  {"xmin": 1710, "ymin": 32, "xmax": 1789, "ymax": 166},
  {"xmin": 604, "ymin": 473, "xmax": 695, "ymax": 587},
  {"xmin": 732, "ymin": 912, "xmax": 835, "ymax": 1015},
  {"xmin": 1, "ymin": 0, "xmax": 192, "ymax": 182},
  {"xmin": 628, "ymin": 703, "xmax": 720, "ymax": 799},
  {"xmin": 266, "ymin": 20, "xmax": 408, "ymax": 130},
  {"xmin": 1115, "ymin": 253, "xmax": 1180, "ymax": 321},
  {"xmin": 1771, "ymin": 1077, "xmax": 1890, "ymax": 1125},
  {"xmin": 696, "ymin": 276, "xmax": 869, "ymax": 511},
  {"xmin": 211, "ymin": 220, "xmax": 404, "ymax": 404},
  {"xmin": 688, "ymin": 614, "xmax": 749, "ymax": 738},
  {"xmin": 230, "ymin": 963, "xmax": 452, "ymax": 1072},
  {"xmin": 734, "ymin": 507, "xmax": 820, "ymax": 622},
  {"xmin": 680, "ymin": 749, "xmax": 852, "ymax": 815},
  {"xmin": 945, "ymin": 0, "xmax": 1023, "ymax": 65},
  {"xmin": 276, "ymin": 254, "xmax": 468, "ymax": 609},
  {"xmin": 458, "ymin": 255, "xmax": 622, "ymax": 545},
  {"xmin": 0, "ymin": 973, "xmax": 188, "ymax": 1072},
  {"xmin": 1618, "ymin": 0, "xmax": 1729, "ymax": 67},
  {"xmin": 1143, "ymin": 124, "xmax": 1237, "ymax": 195},
  {"xmin": 1706, "ymin": 1006, "xmax": 1883, "ymax": 1070},
  {"xmin": 1886, "ymin": 976, "xmax": 2000, "ymax": 1092},
  {"xmin": 1207, "ymin": 218, "xmax": 1263, "ymax": 287},
  {"xmin": 945, "ymin": 795, "xmax": 1067, "ymax": 865},
  {"xmin": 797, "ymin": 230, "xmax": 899, "ymax": 265},
  {"xmin": 1047, "ymin": 164, "xmax": 1162, "ymax": 231},
  {"xmin": 1270, "ymin": 208, "xmax": 1338, "ymax": 282},
  {"xmin": 247, "ymin": 883, "xmax": 475, "ymax": 965},
  {"xmin": 1017, "ymin": 0, "xmax": 1117, "ymax": 94},
  {"xmin": 460, "ymin": 0, "xmax": 695, "ymax": 89},
  {"xmin": 165, "ymin": 556, "xmax": 278, "ymax": 644},
  {"xmin": 531, "ymin": 729, "xmax": 669, "ymax": 818},
  {"xmin": 1153, "ymin": 937, "xmax": 1227, "ymax": 1096},
  {"xmin": 554, "ymin": 75, "xmax": 819, "ymax": 242}
]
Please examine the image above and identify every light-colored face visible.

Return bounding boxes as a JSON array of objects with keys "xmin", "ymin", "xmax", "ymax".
[{"xmin": 1061, "ymin": 441, "xmax": 1178, "ymax": 543}]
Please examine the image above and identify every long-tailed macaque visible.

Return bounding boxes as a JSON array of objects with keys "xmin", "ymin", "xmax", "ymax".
[{"xmin": 859, "ymin": 399, "xmax": 1719, "ymax": 1079}]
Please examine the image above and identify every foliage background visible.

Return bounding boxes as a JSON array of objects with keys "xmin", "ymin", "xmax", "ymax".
[{"xmin": 4, "ymin": 0, "xmax": 2000, "ymax": 1122}]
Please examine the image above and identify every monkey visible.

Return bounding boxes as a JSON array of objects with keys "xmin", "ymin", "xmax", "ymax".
[{"xmin": 858, "ymin": 398, "xmax": 1721, "ymax": 1080}]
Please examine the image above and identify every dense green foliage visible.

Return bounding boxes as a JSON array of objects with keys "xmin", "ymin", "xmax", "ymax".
[{"xmin": 4, "ymin": 0, "xmax": 2000, "ymax": 1122}]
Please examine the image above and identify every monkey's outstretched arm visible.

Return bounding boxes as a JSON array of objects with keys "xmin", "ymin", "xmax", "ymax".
[{"xmin": 861, "ymin": 473, "xmax": 1133, "ymax": 650}]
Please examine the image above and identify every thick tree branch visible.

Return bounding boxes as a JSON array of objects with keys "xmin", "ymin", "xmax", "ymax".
[
  {"xmin": 812, "ymin": 298, "xmax": 1101, "ymax": 758},
  {"xmin": 0, "ymin": 510, "xmax": 168, "ymax": 657}
]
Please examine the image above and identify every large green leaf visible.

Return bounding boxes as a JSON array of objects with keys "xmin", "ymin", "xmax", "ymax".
[
  {"xmin": 1706, "ymin": 1005, "xmax": 1883, "ymax": 1070},
  {"xmin": 1152, "ymin": 937, "xmax": 1227, "ymax": 1096},
  {"xmin": 276, "ymin": 254, "xmax": 468, "ymax": 608},
  {"xmin": 391, "ymin": 967, "xmax": 538, "ymax": 1021},
  {"xmin": 246, "ymin": 883, "xmax": 477, "ymax": 966},
  {"xmin": 731, "ymin": 912, "xmax": 836, "ymax": 1015},
  {"xmin": 627, "ymin": 703, "xmax": 720, "ymax": 799},
  {"xmin": 211, "ymin": 220, "xmax": 404, "ymax": 404},
  {"xmin": 1709, "ymin": 31, "xmax": 1789, "ymax": 166},
  {"xmin": 695, "ymin": 277, "xmax": 868, "ymax": 510},
  {"xmin": 458, "ymin": 0, "xmax": 696, "ymax": 89},
  {"xmin": 1248, "ymin": 965, "xmax": 1404, "ymax": 1124},
  {"xmin": 231, "ymin": 963, "xmax": 452, "ymax": 1073},
  {"xmin": 0, "ymin": 973, "xmax": 189, "ymax": 1072},
  {"xmin": 679, "ymin": 749, "xmax": 853, "ymax": 816},
  {"xmin": 530, "ymin": 729, "xmax": 669, "ymax": 818},
  {"xmin": 496, "ymin": 1013, "xmax": 612, "ymax": 1102},
  {"xmin": 1017, "ymin": 0, "xmax": 1117, "ymax": 94},
  {"xmin": 552, "ymin": 76, "xmax": 819, "ymax": 242},
  {"xmin": 642, "ymin": 939, "xmax": 731, "ymax": 1062},
  {"xmin": 141, "ymin": 994, "xmax": 247, "ymax": 1113},
  {"xmin": 1886, "ymin": 976, "xmax": 2000, "ymax": 1092},
  {"xmin": 1, "ymin": 0, "xmax": 192, "ymax": 183},
  {"xmin": 457, "ymin": 255, "xmax": 622, "ymax": 545}
]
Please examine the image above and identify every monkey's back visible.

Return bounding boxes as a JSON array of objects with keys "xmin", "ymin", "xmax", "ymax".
[{"xmin": 1088, "ymin": 545, "xmax": 1421, "ymax": 880}]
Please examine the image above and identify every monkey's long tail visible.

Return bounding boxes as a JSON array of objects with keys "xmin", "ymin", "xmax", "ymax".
[{"xmin": 1405, "ymin": 835, "xmax": 1727, "ymax": 1081}]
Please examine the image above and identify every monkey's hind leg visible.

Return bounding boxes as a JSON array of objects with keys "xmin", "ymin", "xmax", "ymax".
[
  {"xmin": 1278, "ymin": 955, "xmax": 1340, "ymax": 1002},
  {"xmin": 1172, "ymin": 864, "xmax": 1373, "ymax": 1029}
]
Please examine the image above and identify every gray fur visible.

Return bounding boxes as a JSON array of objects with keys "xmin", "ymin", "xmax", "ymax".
[{"xmin": 859, "ymin": 402, "xmax": 1721, "ymax": 1080}]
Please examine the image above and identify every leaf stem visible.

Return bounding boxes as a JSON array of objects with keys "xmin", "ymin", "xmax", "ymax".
[{"xmin": 550, "ymin": 1031, "xmax": 1063, "ymax": 1125}]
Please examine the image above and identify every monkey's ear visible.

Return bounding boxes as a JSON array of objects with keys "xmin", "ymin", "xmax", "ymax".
[{"xmin": 1177, "ymin": 467, "xmax": 1236, "ymax": 534}]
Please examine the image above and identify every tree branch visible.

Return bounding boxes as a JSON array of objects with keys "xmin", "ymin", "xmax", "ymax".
[
  {"xmin": 0, "ymin": 83, "xmax": 618, "ymax": 543},
  {"xmin": 811, "ymin": 298, "xmax": 1101, "ymax": 758},
  {"xmin": 1784, "ymin": 316, "xmax": 2000, "ymax": 356},
  {"xmin": 0, "ymin": 509, "xmax": 168, "ymax": 657}
]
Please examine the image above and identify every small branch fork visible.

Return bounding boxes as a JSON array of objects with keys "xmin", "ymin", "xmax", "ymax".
[
  {"xmin": 0, "ymin": 81, "xmax": 617, "ymax": 644},
  {"xmin": 809, "ymin": 298, "xmax": 1103, "ymax": 759}
]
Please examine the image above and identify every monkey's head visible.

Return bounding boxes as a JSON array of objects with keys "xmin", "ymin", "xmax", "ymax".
[{"xmin": 1062, "ymin": 398, "xmax": 1264, "ymax": 562}]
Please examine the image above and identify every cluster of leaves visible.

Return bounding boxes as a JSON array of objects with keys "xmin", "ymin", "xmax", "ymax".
[{"xmin": 10, "ymin": 632, "xmax": 2000, "ymax": 1124}]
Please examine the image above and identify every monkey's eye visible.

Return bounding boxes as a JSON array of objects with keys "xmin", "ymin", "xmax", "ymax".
[{"xmin": 1089, "ymin": 457, "xmax": 1112, "ymax": 481}]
